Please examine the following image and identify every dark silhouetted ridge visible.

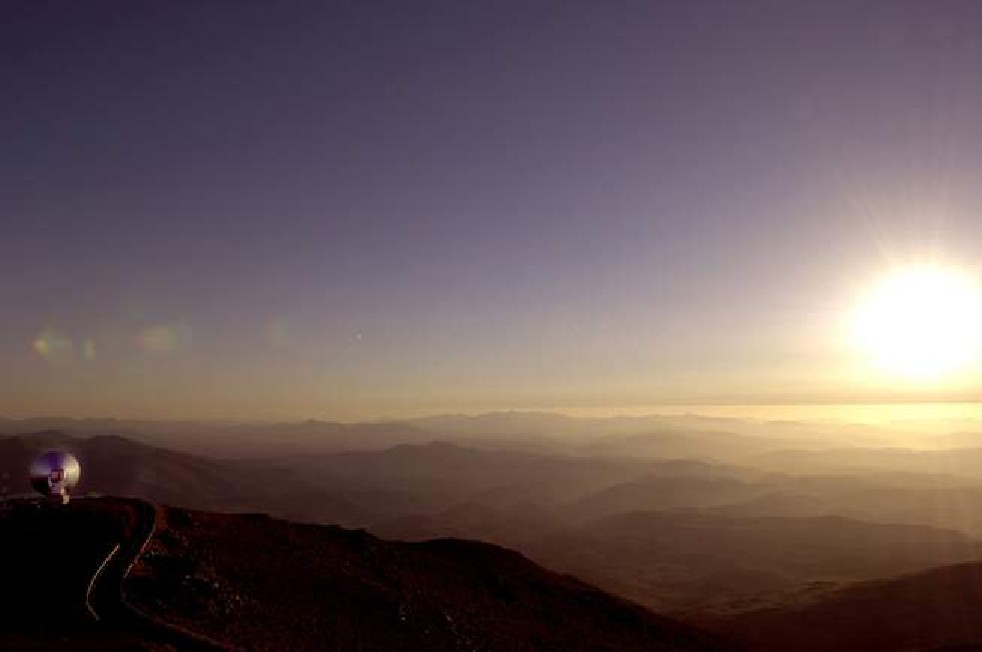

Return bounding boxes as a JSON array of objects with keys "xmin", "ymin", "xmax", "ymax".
[{"xmin": 713, "ymin": 561, "xmax": 982, "ymax": 652}]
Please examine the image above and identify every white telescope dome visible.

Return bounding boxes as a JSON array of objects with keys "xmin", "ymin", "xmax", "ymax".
[{"xmin": 29, "ymin": 450, "xmax": 81, "ymax": 503}]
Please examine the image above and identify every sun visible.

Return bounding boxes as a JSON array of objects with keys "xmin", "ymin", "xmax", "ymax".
[{"xmin": 853, "ymin": 266, "xmax": 982, "ymax": 380}]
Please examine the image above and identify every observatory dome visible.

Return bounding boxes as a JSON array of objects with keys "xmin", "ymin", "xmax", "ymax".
[{"xmin": 29, "ymin": 450, "xmax": 81, "ymax": 504}]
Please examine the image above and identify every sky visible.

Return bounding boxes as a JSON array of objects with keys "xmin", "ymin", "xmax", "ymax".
[{"xmin": 6, "ymin": 0, "xmax": 982, "ymax": 420}]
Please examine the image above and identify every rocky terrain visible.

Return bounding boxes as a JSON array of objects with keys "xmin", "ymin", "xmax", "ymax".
[{"xmin": 126, "ymin": 506, "xmax": 736, "ymax": 652}]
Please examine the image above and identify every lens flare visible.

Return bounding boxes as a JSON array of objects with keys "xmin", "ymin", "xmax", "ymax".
[
  {"xmin": 134, "ymin": 322, "xmax": 192, "ymax": 354},
  {"xmin": 32, "ymin": 328, "xmax": 74, "ymax": 362}
]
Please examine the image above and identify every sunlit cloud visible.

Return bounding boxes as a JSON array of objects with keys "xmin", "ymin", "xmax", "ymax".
[{"xmin": 134, "ymin": 322, "xmax": 192, "ymax": 355}]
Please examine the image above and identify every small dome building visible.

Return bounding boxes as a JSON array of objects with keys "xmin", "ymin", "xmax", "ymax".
[{"xmin": 29, "ymin": 450, "xmax": 81, "ymax": 504}]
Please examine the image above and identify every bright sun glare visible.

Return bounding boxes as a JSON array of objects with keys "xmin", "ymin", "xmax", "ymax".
[{"xmin": 853, "ymin": 266, "xmax": 982, "ymax": 380}]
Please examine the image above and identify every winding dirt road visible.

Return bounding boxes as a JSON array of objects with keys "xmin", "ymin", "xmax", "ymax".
[{"xmin": 86, "ymin": 498, "xmax": 230, "ymax": 651}]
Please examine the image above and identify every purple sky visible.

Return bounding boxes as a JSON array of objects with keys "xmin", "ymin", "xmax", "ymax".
[{"xmin": 6, "ymin": 1, "xmax": 982, "ymax": 419}]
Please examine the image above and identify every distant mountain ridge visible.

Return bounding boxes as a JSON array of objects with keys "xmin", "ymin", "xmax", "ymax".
[
  {"xmin": 10, "ymin": 426, "xmax": 982, "ymax": 623},
  {"xmin": 0, "ymin": 411, "xmax": 897, "ymax": 460}
]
